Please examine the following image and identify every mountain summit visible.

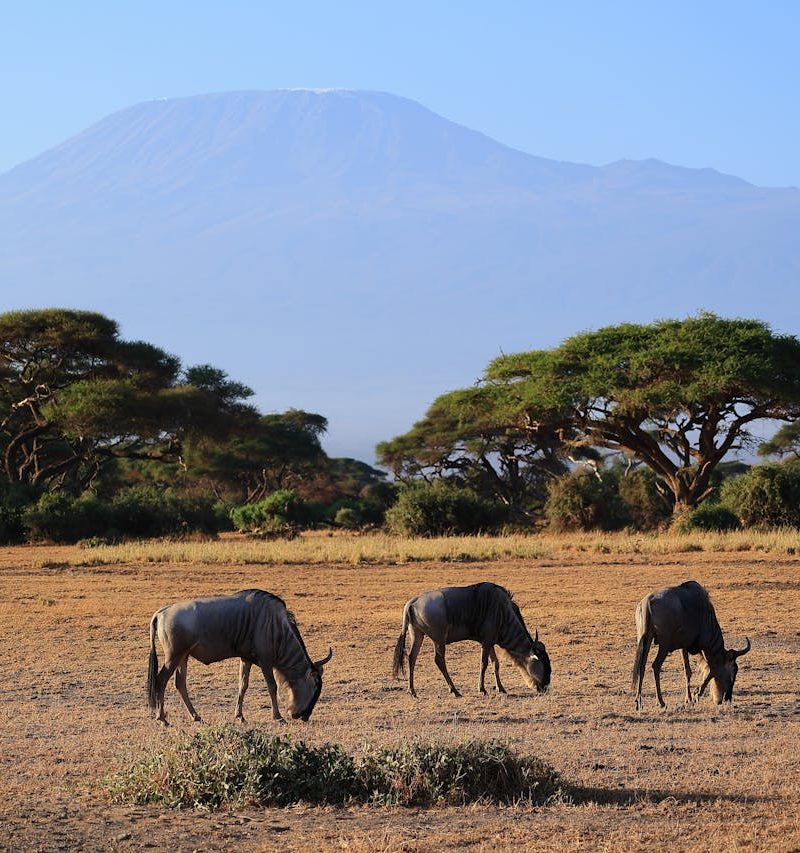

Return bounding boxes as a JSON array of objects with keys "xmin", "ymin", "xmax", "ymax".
[{"xmin": 1, "ymin": 90, "xmax": 798, "ymax": 460}]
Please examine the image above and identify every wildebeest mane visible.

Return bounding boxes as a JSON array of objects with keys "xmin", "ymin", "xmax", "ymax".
[
  {"xmin": 509, "ymin": 600, "xmax": 534, "ymax": 645},
  {"xmin": 236, "ymin": 588, "xmax": 316, "ymax": 667},
  {"xmin": 235, "ymin": 588, "xmax": 287, "ymax": 608},
  {"xmin": 676, "ymin": 580, "xmax": 723, "ymax": 652},
  {"xmin": 505, "ymin": 595, "xmax": 551, "ymax": 682}
]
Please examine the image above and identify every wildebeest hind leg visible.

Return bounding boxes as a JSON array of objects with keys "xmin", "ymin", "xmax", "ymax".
[
  {"xmin": 155, "ymin": 657, "xmax": 180, "ymax": 724},
  {"xmin": 652, "ymin": 647, "xmax": 669, "ymax": 708},
  {"xmin": 489, "ymin": 647, "xmax": 506, "ymax": 693},
  {"xmin": 407, "ymin": 630, "xmax": 424, "ymax": 698},
  {"xmin": 682, "ymin": 650, "xmax": 693, "ymax": 703},
  {"xmin": 235, "ymin": 659, "xmax": 251, "ymax": 721},
  {"xmin": 175, "ymin": 654, "xmax": 202, "ymax": 722},
  {"xmin": 433, "ymin": 643, "xmax": 461, "ymax": 697}
]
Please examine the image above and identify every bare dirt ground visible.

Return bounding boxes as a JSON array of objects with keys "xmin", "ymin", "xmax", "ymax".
[{"xmin": 1, "ymin": 544, "xmax": 799, "ymax": 851}]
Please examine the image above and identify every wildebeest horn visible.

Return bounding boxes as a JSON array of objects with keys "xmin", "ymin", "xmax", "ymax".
[
  {"xmin": 732, "ymin": 637, "xmax": 751, "ymax": 658},
  {"xmin": 314, "ymin": 647, "xmax": 333, "ymax": 668},
  {"xmin": 534, "ymin": 629, "xmax": 539, "ymax": 643}
]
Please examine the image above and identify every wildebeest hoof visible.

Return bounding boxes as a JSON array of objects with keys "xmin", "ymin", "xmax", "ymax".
[
  {"xmin": 274, "ymin": 716, "xmax": 287, "ymax": 725},
  {"xmin": 479, "ymin": 687, "xmax": 487, "ymax": 695},
  {"xmin": 193, "ymin": 715, "xmax": 203, "ymax": 723},
  {"xmin": 451, "ymin": 690, "xmax": 462, "ymax": 698},
  {"xmin": 409, "ymin": 690, "xmax": 418, "ymax": 699}
]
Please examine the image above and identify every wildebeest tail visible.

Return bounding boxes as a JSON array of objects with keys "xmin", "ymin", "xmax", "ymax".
[
  {"xmin": 392, "ymin": 603, "xmax": 411, "ymax": 678},
  {"xmin": 147, "ymin": 613, "xmax": 159, "ymax": 709},
  {"xmin": 631, "ymin": 604, "xmax": 653, "ymax": 690}
]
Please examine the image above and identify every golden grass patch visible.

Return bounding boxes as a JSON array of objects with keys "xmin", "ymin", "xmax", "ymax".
[{"xmin": 55, "ymin": 528, "xmax": 800, "ymax": 569}]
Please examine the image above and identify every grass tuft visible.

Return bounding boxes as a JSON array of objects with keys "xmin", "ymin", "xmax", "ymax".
[{"xmin": 104, "ymin": 726, "xmax": 565, "ymax": 809}]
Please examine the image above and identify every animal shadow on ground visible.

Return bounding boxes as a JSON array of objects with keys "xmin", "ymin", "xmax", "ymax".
[{"xmin": 570, "ymin": 786, "xmax": 774, "ymax": 807}]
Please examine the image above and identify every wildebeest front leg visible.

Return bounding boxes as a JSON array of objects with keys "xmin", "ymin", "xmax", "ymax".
[
  {"xmin": 696, "ymin": 670, "xmax": 714, "ymax": 701},
  {"xmin": 479, "ymin": 646, "xmax": 490, "ymax": 694},
  {"xmin": 174, "ymin": 654, "xmax": 202, "ymax": 722},
  {"xmin": 407, "ymin": 629, "xmax": 424, "ymax": 698},
  {"xmin": 651, "ymin": 647, "xmax": 669, "ymax": 708},
  {"xmin": 489, "ymin": 646, "xmax": 506, "ymax": 693},
  {"xmin": 682, "ymin": 650, "xmax": 693, "ymax": 703},
  {"xmin": 235, "ymin": 659, "xmax": 251, "ymax": 721},
  {"xmin": 259, "ymin": 664, "xmax": 284, "ymax": 721},
  {"xmin": 433, "ymin": 643, "xmax": 461, "ymax": 697}
]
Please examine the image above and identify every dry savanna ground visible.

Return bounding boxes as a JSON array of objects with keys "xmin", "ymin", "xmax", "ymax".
[{"xmin": 1, "ymin": 532, "xmax": 799, "ymax": 851}]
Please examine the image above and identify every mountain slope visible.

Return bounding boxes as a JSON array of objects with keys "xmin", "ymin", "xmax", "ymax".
[{"xmin": 1, "ymin": 90, "xmax": 798, "ymax": 460}]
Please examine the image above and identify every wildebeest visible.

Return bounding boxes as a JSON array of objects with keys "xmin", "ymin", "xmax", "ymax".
[
  {"xmin": 632, "ymin": 580, "xmax": 751, "ymax": 709},
  {"xmin": 147, "ymin": 589, "xmax": 333, "ymax": 724},
  {"xmin": 392, "ymin": 582, "xmax": 551, "ymax": 697}
]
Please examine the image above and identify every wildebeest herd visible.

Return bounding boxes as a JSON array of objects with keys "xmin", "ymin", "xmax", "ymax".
[{"xmin": 147, "ymin": 579, "xmax": 750, "ymax": 724}]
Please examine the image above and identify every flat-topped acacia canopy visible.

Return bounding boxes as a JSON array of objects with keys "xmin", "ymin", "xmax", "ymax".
[{"xmin": 485, "ymin": 314, "xmax": 800, "ymax": 512}]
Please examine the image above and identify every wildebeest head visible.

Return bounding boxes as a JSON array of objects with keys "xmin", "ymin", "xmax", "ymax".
[
  {"xmin": 698, "ymin": 638, "xmax": 751, "ymax": 703},
  {"xmin": 509, "ymin": 629, "xmax": 551, "ymax": 693},
  {"xmin": 287, "ymin": 647, "xmax": 333, "ymax": 721}
]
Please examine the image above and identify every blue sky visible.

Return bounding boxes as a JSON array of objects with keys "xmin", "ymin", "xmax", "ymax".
[{"xmin": 2, "ymin": 1, "xmax": 798, "ymax": 187}]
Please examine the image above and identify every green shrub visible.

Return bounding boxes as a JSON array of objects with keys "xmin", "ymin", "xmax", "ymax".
[
  {"xmin": 384, "ymin": 481, "xmax": 505, "ymax": 536},
  {"xmin": 617, "ymin": 468, "xmax": 671, "ymax": 530},
  {"xmin": 334, "ymin": 506, "xmax": 362, "ymax": 529},
  {"xmin": 21, "ymin": 486, "xmax": 220, "ymax": 543},
  {"xmin": 22, "ymin": 492, "xmax": 114, "ymax": 543},
  {"xmin": 120, "ymin": 486, "xmax": 218, "ymax": 538},
  {"xmin": 0, "ymin": 482, "xmax": 37, "ymax": 543},
  {"xmin": 105, "ymin": 726, "xmax": 565, "ymax": 809},
  {"xmin": 110, "ymin": 486, "xmax": 218, "ymax": 539},
  {"xmin": 675, "ymin": 503, "xmax": 740, "ymax": 532},
  {"xmin": 545, "ymin": 471, "xmax": 631, "ymax": 532},
  {"xmin": 231, "ymin": 489, "xmax": 311, "ymax": 533},
  {"xmin": 360, "ymin": 739, "xmax": 562, "ymax": 806},
  {"xmin": 721, "ymin": 461, "xmax": 800, "ymax": 528}
]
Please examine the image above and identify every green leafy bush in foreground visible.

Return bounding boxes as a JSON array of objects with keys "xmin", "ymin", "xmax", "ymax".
[{"xmin": 105, "ymin": 726, "xmax": 564, "ymax": 809}]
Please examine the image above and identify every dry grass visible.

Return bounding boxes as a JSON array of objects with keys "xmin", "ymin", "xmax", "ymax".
[
  {"xmin": 56, "ymin": 527, "xmax": 800, "ymax": 569},
  {"xmin": 1, "ymin": 538, "xmax": 799, "ymax": 850}
]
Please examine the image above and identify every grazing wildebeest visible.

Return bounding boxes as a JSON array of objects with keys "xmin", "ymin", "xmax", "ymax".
[
  {"xmin": 392, "ymin": 582, "xmax": 551, "ymax": 697},
  {"xmin": 147, "ymin": 589, "xmax": 333, "ymax": 724},
  {"xmin": 632, "ymin": 580, "xmax": 751, "ymax": 709}
]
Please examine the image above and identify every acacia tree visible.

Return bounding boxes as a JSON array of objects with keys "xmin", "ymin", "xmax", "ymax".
[
  {"xmin": 758, "ymin": 422, "xmax": 800, "ymax": 460},
  {"xmin": 0, "ymin": 309, "xmax": 254, "ymax": 491},
  {"xmin": 189, "ymin": 409, "xmax": 329, "ymax": 504},
  {"xmin": 486, "ymin": 314, "xmax": 800, "ymax": 513},
  {"xmin": 377, "ymin": 384, "xmax": 570, "ymax": 518}
]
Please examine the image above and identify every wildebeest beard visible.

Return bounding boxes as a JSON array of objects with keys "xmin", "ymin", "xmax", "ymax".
[
  {"xmin": 293, "ymin": 670, "xmax": 323, "ymax": 721},
  {"xmin": 533, "ymin": 642, "xmax": 552, "ymax": 687}
]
